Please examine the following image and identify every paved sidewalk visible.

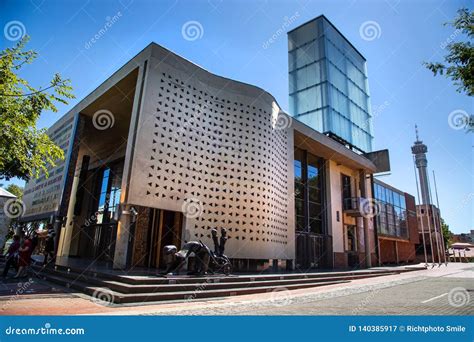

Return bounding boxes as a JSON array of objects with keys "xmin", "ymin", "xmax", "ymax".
[{"xmin": 0, "ymin": 263, "xmax": 472, "ymax": 315}]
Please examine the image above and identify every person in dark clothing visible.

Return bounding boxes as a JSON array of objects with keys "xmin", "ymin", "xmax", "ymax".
[
  {"xmin": 2, "ymin": 235, "xmax": 20, "ymax": 277},
  {"xmin": 43, "ymin": 233, "xmax": 55, "ymax": 266}
]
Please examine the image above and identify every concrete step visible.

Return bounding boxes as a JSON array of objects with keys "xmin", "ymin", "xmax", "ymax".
[
  {"xmin": 33, "ymin": 264, "xmax": 397, "ymax": 294},
  {"xmin": 29, "ymin": 264, "xmax": 423, "ymax": 304},
  {"xmin": 48, "ymin": 263, "xmax": 410, "ymax": 285}
]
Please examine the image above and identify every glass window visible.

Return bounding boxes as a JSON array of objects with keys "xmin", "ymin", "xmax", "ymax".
[
  {"xmin": 294, "ymin": 159, "xmax": 302, "ymax": 179},
  {"xmin": 296, "ymin": 215, "xmax": 306, "ymax": 232},
  {"xmin": 293, "ymin": 85, "xmax": 323, "ymax": 114},
  {"xmin": 295, "ymin": 198, "xmax": 304, "ymax": 216},
  {"xmin": 345, "ymin": 225, "xmax": 357, "ymax": 252},
  {"xmin": 296, "ymin": 109, "xmax": 324, "ymax": 132},
  {"xmin": 309, "ymin": 219, "xmax": 322, "ymax": 234},
  {"xmin": 288, "ymin": 20, "xmax": 318, "ymax": 50}
]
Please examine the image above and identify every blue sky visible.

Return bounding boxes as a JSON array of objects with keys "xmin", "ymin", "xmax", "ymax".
[{"xmin": 1, "ymin": 0, "xmax": 472, "ymax": 233}]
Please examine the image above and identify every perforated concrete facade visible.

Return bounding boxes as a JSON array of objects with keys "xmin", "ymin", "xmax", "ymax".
[{"xmin": 127, "ymin": 46, "xmax": 295, "ymax": 260}]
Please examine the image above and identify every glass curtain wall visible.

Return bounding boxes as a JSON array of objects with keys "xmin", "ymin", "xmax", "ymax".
[
  {"xmin": 373, "ymin": 181, "xmax": 408, "ymax": 239},
  {"xmin": 294, "ymin": 148, "xmax": 325, "ymax": 235},
  {"xmin": 288, "ymin": 16, "xmax": 373, "ymax": 152}
]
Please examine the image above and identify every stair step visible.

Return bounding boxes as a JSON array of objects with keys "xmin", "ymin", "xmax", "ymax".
[
  {"xmin": 33, "ymin": 264, "xmax": 395, "ymax": 294},
  {"xmin": 100, "ymin": 272, "xmax": 395, "ymax": 294},
  {"xmin": 29, "ymin": 264, "xmax": 422, "ymax": 304},
  {"xmin": 86, "ymin": 280, "xmax": 350, "ymax": 304}
]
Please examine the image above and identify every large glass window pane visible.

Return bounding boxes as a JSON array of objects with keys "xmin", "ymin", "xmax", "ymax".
[
  {"xmin": 308, "ymin": 187, "xmax": 321, "ymax": 203},
  {"xmin": 294, "ymin": 85, "xmax": 322, "ymax": 114},
  {"xmin": 309, "ymin": 219, "xmax": 322, "ymax": 234},
  {"xmin": 330, "ymin": 86, "xmax": 349, "ymax": 117},
  {"xmin": 288, "ymin": 21, "xmax": 317, "ymax": 50},
  {"xmin": 295, "ymin": 198, "xmax": 304, "ymax": 216},
  {"xmin": 296, "ymin": 215, "xmax": 306, "ymax": 232},
  {"xmin": 296, "ymin": 109, "xmax": 324, "ymax": 132},
  {"xmin": 294, "ymin": 159, "xmax": 302, "ymax": 179}
]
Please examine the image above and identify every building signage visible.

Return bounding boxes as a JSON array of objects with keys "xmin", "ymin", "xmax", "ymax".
[{"xmin": 21, "ymin": 113, "xmax": 77, "ymax": 220}]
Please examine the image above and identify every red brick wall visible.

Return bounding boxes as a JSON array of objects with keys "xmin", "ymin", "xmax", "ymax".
[
  {"xmin": 334, "ymin": 252, "xmax": 347, "ymax": 268},
  {"xmin": 397, "ymin": 240, "xmax": 416, "ymax": 263},
  {"xmin": 379, "ymin": 239, "xmax": 397, "ymax": 263}
]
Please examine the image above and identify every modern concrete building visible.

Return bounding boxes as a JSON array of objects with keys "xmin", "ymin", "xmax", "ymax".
[
  {"xmin": 288, "ymin": 15, "xmax": 373, "ymax": 153},
  {"xmin": 373, "ymin": 179, "xmax": 419, "ymax": 265},
  {"xmin": 18, "ymin": 41, "xmax": 379, "ymax": 272}
]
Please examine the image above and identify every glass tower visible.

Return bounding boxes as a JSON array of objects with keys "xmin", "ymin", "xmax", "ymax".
[{"xmin": 288, "ymin": 15, "xmax": 373, "ymax": 152}]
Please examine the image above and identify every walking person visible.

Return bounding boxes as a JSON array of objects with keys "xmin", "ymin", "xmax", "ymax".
[
  {"xmin": 2, "ymin": 235, "xmax": 20, "ymax": 278},
  {"xmin": 43, "ymin": 232, "xmax": 55, "ymax": 266},
  {"xmin": 14, "ymin": 235, "xmax": 33, "ymax": 279}
]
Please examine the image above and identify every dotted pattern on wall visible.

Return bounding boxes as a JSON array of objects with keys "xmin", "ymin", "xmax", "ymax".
[{"xmin": 130, "ymin": 60, "xmax": 292, "ymax": 258}]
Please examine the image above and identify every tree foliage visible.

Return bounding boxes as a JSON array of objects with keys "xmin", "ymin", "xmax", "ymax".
[
  {"xmin": 0, "ymin": 36, "xmax": 74, "ymax": 181},
  {"xmin": 440, "ymin": 218, "xmax": 453, "ymax": 248},
  {"xmin": 5, "ymin": 184, "xmax": 24, "ymax": 199},
  {"xmin": 424, "ymin": 8, "xmax": 474, "ymax": 96}
]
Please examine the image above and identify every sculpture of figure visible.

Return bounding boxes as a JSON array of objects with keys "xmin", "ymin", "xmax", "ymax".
[
  {"xmin": 219, "ymin": 228, "xmax": 227, "ymax": 256},
  {"xmin": 163, "ymin": 241, "xmax": 210, "ymax": 275},
  {"xmin": 162, "ymin": 228, "xmax": 232, "ymax": 276}
]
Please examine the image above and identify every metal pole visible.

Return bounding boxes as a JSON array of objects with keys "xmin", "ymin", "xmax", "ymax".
[
  {"xmin": 432, "ymin": 170, "xmax": 447, "ymax": 265},
  {"xmin": 413, "ymin": 155, "xmax": 428, "ymax": 266},
  {"xmin": 427, "ymin": 172, "xmax": 442, "ymax": 266}
]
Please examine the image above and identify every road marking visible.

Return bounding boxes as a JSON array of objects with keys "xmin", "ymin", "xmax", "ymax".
[{"xmin": 421, "ymin": 292, "xmax": 448, "ymax": 303}]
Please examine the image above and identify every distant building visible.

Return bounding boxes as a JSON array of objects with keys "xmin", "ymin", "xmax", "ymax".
[
  {"xmin": 452, "ymin": 232, "xmax": 473, "ymax": 244},
  {"xmin": 373, "ymin": 179, "xmax": 419, "ymax": 265},
  {"xmin": 0, "ymin": 188, "xmax": 17, "ymax": 249},
  {"xmin": 411, "ymin": 127, "xmax": 445, "ymax": 263}
]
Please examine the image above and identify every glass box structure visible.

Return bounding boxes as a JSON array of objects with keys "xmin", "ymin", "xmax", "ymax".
[{"xmin": 288, "ymin": 15, "xmax": 373, "ymax": 152}]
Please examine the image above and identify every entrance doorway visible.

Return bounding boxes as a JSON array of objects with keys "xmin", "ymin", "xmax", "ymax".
[{"xmin": 146, "ymin": 209, "xmax": 183, "ymax": 269}]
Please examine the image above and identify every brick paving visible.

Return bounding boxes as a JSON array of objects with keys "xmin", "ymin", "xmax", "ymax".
[{"xmin": 0, "ymin": 263, "xmax": 472, "ymax": 315}]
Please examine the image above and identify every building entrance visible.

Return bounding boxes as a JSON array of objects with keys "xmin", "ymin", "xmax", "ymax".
[{"xmin": 146, "ymin": 209, "xmax": 183, "ymax": 269}]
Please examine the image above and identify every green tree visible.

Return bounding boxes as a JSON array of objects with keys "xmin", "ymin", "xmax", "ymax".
[
  {"xmin": 440, "ymin": 218, "xmax": 453, "ymax": 248},
  {"xmin": 5, "ymin": 184, "xmax": 23, "ymax": 199},
  {"xmin": 424, "ymin": 8, "xmax": 474, "ymax": 97},
  {"xmin": 0, "ymin": 36, "xmax": 74, "ymax": 181}
]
